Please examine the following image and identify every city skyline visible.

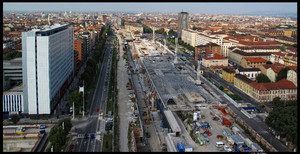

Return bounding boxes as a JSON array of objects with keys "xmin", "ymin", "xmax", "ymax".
[{"xmin": 3, "ymin": 2, "xmax": 297, "ymax": 16}]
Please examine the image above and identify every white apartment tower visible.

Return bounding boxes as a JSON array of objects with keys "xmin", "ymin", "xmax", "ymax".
[{"xmin": 22, "ymin": 23, "xmax": 74, "ymax": 116}]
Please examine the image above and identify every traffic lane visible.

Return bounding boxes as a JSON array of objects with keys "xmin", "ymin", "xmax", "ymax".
[
  {"xmin": 204, "ymin": 71, "xmax": 266, "ymax": 113},
  {"xmin": 76, "ymin": 40, "xmax": 113, "ymax": 152}
]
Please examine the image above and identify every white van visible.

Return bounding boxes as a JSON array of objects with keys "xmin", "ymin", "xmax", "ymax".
[{"xmin": 216, "ymin": 141, "xmax": 225, "ymax": 147}]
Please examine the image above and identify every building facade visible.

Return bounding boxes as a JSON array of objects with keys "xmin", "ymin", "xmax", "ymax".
[
  {"xmin": 177, "ymin": 11, "xmax": 189, "ymax": 39},
  {"xmin": 241, "ymin": 57, "xmax": 268, "ymax": 68},
  {"xmin": 22, "ymin": 23, "xmax": 74, "ymax": 115},
  {"xmin": 202, "ymin": 53, "xmax": 228, "ymax": 68},
  {"xmin": 181, "ymin": 29, "xmax": 197, "ymax": 47},
  {"xmin": 249, "ymin": 79, "xmax": 297, "ymax": 103},
  {"xmin": 222, "ymin": 68, "xmax": 236, "ymax": 83}
]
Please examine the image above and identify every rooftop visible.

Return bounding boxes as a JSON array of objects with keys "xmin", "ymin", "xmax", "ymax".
[
  {"xmin": 249, "ymin": 78, "xmax": 297, "ymax": 91},
  {"xmin": 238, "ymin": 67, "xmax": 261, "ymax": 72},
  {"xmin": 234, "ymin": 74, "xmax": 254, "ymax": 84},
  {"xmin": 244, "ymin": 57, "xmax": 268, "ymax": 63},
  {"xmin": 203, "ymin": 53, "xmax": 227, "ymax": 60}
]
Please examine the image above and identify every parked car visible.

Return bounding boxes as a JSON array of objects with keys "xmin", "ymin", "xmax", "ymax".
[{"xmin": 224, "ymin": 145, "xmax": 232, "ymax": 152}]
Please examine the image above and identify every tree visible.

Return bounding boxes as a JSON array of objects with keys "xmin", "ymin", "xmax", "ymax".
[
  {"xmin": 136, "ymin": 18, "xmax": 144, "ymax": 24},
  {"xmin": 276, "ymin": 67, "xmax": 290, "ymax": 82},
  {"xmin": 256, "ymin": 73, "xmax": 271, "ymax": 83},
  {"xmin": 68, "ymin": 90, "xmax": 82, "ymax": 114},
  {"xmin": 266, "ymin": 61, "xmax": 273, "ymax": 64},
  {"xmin": 265, "ymin": 106, "xmax": 297, "ymax": 145},
  {"xmin": 280, "ymin": 45, "xmax": 286, "ymax": 52},
  {"xmin": 10, "ymin": 114, "xmax": 20, "ymax": 124},
  {"xmin": 272, "ymin": 97, "xmax": 282, "ymax": 107},
  {"xmin": 121, "ymin": 19, "xmax": 125, "ymax": 26},
  {"xmin": 168, "ymin": 29, "xmax": 177, "ymax": 37}
]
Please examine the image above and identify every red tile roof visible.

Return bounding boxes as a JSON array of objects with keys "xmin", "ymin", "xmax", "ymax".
[
  {"xmin": 270, "ymin": 64, "xmax": 285, "ymax": 73},
  {"xmin": 244, "ymin": 57, "xmax": 268, "ymax": 63},
  {"xmin": 203, "ymin": 53, "xmax": 227, "ymax": 60},
  {"xmin": 249, "ymin": 79, "xmax": 297, "ymax": 91},
  {"xmin": 274, "ymin": 52, "xmax": 286, "ymax": 57}
]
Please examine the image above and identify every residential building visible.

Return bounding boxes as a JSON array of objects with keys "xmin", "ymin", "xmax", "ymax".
[
  {"xmin": 257, "ymin": 64, "xmax": 273, "ymax": 75},
  {"xmin": 22, "ymin": 23, "xmax": 73, "ymax": 116},
  {"xmin": 195, "ymin": 42, "xmax": 221, "ymax": 59},
  {"xmin": 3, "ymin": 57, "xmax": 23, "ymax": 82},
  {"xmin": 241, "ymin": 57, "xmax": 268, "ymax": 68},
  {"xmin": 3, "ymin": 85, "xmax": 24, "ymax": 114},
  {"xmin": 210, "ymin": 65, "xmax": 235, "ymax": 76},
  {"xmin": 222, "ymin": 68, "xmax": 236, "ymax": 83},
  {"xmin": 228, "ymin": 49, "xmax": 273, "ymax": 66},
  {"xmin": 177, "ymin": 11, "xmax": 189, "ymax": 38},
  {"xmin": 202, "ymin": 53, "xmax": 228, "ymax": 68},
  {"xmin": 266, "ymin": 64, "xmax": 285, "ymax": 82},
  {"xmin": 236, "ymin": 67, "xmax": 261, "ymax": 81},
  {"xmin": 234, "ymin": 74, "xmax": 254, "ymax": 97},
  {"xmin": 287, "ymin": 68, "xmax": 297, "ymax": 87},
  {"xmin": 181, "ymin": 29, "xmax": 197, "ymax": 47},
  {"xmin": 249, "ymin": 79, "xmax": 297, "ymax": 103}
]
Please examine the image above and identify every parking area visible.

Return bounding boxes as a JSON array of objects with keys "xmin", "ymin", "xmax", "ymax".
[{"xmin": 181, "ymin": 107, "xmax": 235, "ymax": 152}]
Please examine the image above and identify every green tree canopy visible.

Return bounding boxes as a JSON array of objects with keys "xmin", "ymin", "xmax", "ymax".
[
  {"xmin": 155, "ymin": 28, "xmax": 165, "ymax": 35},
  {"xmin": 121, "ymin": 19, "xmax": 125, "ymax": 26},
  {"xmin": 265, "ymin": 106, "xmax": 297, "ymax": 145},
  {"xmin": 142, "ymin": 24, "xmax": 152, "ymax": 33},
  {"xmin": 276, "ymin": 67, "xmax": 291, "ymax": 82},
  {"xmin": 256, "ymin": 73, "xmax": 271, "ymax": 83},
  {"xmin": 136, "ymin": 18, "xmax": 144, "ymax": 24},
  {"xmin": 3, "ymin": 50, "xmax": 22, "ymax": 60},
  {"xmin": 68, "ymin": 90, "xmax": 82, "ymax": 115},
  {"xmin": 168, "ymin": 29, "xmax": 177, "ymax": 36},
  {"xmin": 10, "ymin": 114, "xmax": 20, "ymax": 124},
  {"xmin": 266, "ymin": 61, "xmax": 273, "ymax": 64}
]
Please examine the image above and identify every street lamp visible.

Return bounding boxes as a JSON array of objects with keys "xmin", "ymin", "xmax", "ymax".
[{"xmin": 79, "ymin": 80, "xmax": 85, "ymax": 117}]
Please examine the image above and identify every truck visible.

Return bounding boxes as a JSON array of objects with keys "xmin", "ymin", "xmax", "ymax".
[
  {"xmin": 184, "ymin": 146, "xmax": 193, "ymax": 152},
  {"xmin": 193, "ymin": 112, "xmax": 198, "ymax": 121},
  {"xmin": 177, "ymin": 142, "xmax": 185, "ymax": 152},
  {"xmin": 233, "ymin": 143, "xmax": 250, "ymax": 152},
  {"xmin": 40, "ymin": 125, "xmax": 46, "ymax": 129},
  {"xmin": 222, "ymin": 118, "xmax": 231, "ymax": 127},
  {"xmin": 242, "ymin": 106, "xmax": 256, "ymax": 111},
  {"xmin": 90, "ymin": 133, "xmax": 95, "ymax": 139}
]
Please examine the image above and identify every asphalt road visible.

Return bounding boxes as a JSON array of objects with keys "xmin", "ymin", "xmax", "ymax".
[{"xmin": 72, "ymin": 27, "xmax": 115, "ymax": 152}]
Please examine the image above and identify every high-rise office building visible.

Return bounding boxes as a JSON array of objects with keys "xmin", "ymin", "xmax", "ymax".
[
  {"xmin": 177, "ymin": 11, "xmax": 189, "ymax": 39},
  {"xmin": 22, "ymin": 23, "xmax": 74, "ymax": 116}
]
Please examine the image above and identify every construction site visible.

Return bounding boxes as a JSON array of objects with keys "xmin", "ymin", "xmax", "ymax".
[
  {"xmin": 123, "ymin": 32, "xmax": 264, "ymax": 152},
  {"xmin": 3, "ymin": 124, "xmax": 52, "ymax": 152}
]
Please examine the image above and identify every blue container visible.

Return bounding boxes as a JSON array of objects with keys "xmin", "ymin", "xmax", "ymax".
[
  {"xmin": 177, "ymin": 142, "xmax": 185, "ymax": 152},
  {"xmin": 40, "ymin": 130, "xmax": 46, "ymax": 134},
  {"xmin": 242, "ymin": 107, "xmax": 256, "ymax": 111},
  {"xmin": 40, "ymin": 125, "xmax": 46, "ymax": 129}
]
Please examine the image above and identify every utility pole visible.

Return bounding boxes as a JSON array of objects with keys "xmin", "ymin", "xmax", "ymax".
[{"xmin": 83, "ymin": 80, "xmax": 85, "ymax": 117}]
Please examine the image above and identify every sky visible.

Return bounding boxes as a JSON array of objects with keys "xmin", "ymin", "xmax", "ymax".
[{"xmin": 3, "ymin": 2, "xmax": 297, "ymax": 15}]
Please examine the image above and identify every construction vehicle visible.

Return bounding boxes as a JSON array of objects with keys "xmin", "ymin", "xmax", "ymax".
[
  {"xmin": 205, "ymin": 128, "xmax": 212, "ymax": 136},
  {"xmin": 222, "ymin": 117, "xmax": 231, "ymax": 127},
  {"xmin": 217, "ymin": 106, "xmax": 227, "ymax": 115},
  {"xmin": 233, "ymin": 143, "xmax": 250, "ymax": 152}
]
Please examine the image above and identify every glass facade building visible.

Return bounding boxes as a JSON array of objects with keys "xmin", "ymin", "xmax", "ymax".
[{"xmin": 22, "ymin": 23, "xmax": 74, "ymax": 115}]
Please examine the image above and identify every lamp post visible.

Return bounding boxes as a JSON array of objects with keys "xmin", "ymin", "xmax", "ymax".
[{"xmin": 83, "ymin": 80, "xmax": 85, "ymax": 117}]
